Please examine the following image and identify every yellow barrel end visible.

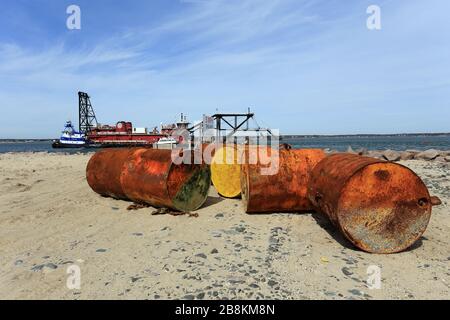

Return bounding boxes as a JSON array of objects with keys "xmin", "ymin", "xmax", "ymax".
[{"xmin": 211, "ymin": 145, "xmax": 242, "ymax": 198}]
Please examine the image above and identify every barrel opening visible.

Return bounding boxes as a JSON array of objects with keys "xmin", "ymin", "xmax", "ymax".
[{"xmin": 418, "ymin": 197, "xmax": 428, "ymax": 207}]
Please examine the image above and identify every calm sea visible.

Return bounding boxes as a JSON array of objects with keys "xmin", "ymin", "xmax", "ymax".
[
  {"xmin": 282, "ymin": 135, "xmax": 450, "ymax": 151},
  {"xmin": 1, "ymin": 135, "xmax": 450, "ymax": 154},
  {"xmin": 0, "ymin": 141, "xmax": 91, "ymax": 154}
]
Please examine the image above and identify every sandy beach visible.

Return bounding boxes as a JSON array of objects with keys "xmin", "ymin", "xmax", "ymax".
[{"xmin": 0, "ymin": 152, "xmax": 449, "ymax": 300}]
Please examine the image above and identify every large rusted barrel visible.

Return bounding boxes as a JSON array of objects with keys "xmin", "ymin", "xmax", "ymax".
[
  {"xmin": 86, "ymin": 148, "xmax": 211, "ymax": 212},
  {"xmin": 307, "ymin": 153, "xmax": 435, "ymax": 254},
  {"xmin": 241, "ymin": 148, "xmax": 326, "ymax": 213},
  {"xmin": 86, "ymin": 148, "xmax": 137, "ymax": 200},
  {"xmin": 211, "ymin": 144, "xmax": 243, "ymax": 198},
  {"xmin": 121, "ymin": 148, "xmax": 211, "ymax": 211}
]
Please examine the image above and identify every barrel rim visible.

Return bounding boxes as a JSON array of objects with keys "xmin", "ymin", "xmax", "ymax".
[{"xmin": 240, "ymin": 162, "xmax": 251, "ymax": 212}]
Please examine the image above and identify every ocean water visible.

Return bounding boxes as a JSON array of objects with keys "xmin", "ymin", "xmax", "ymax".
[
  {"xmin": 282, "ymin": 135, "xmax": 450, "ymax": 152},
  {"xmin": 0, "ymin": 141, "xmax": 91, "ymax": 154},
  {"xmin": 1, "ymin": 135, "xmax": 450, "ymax": 154}
]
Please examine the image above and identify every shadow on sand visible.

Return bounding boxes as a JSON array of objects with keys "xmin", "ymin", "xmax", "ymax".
[{"xmin": 201, "ymin": 196, "xmax": 225, "ymax": 209}]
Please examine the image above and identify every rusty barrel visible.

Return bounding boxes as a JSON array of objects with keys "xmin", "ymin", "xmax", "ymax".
[
  {"xmin": 86, "ymin": 148, "xmax": 137, "ymax": 200},
  {"xmin": 307, "ymin": 153, "xmax": 433, "ymax": 254},
  {"xmin": 86, "ymin": 148, "xmax": 211, "ymax": 212},
  {"xmin": 241, "ymin": 147, "xmax": 326, "ymax": 213}
]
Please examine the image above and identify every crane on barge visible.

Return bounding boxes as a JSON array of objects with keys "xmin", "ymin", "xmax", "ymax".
[{"xmin": 78, "ymin": 92, "xmax": 169, "ymax": 147}]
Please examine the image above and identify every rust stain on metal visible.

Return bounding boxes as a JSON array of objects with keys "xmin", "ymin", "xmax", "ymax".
[
  {"xmin": 241, "ymin": 147, "xmax": 326, "ymax": 213},
  {"xmin": 430, "ymin": 196, "xmax": 442, "ymax": 206},
  {"xmin": 86, "ymin": 148, "xmax": 210, "ymax": 212},
  {"xmin": 308, "ymin": 153, "xmax": 436, "ymax": 254},
  {"xmin": 86, "ymin": 148, "xmax": 138, "ymax": 200},
  {"xmin": 374, "ymin": 169, "xmax": 390, "ymax": 181}
]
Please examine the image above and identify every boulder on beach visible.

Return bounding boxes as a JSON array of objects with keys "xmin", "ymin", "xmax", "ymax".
[
  {"xmin": 405, "ymin": 149, "xmax": 421, "ymax": 153},
  {"xmin": 415, "ymin": 149, "xmax": 440, "ymax": 161},
  {"xmin": 400, "ymin": 151, "xmax": 416, "ymax": 160},
  {"xmin": 382, "ymin": 149, "xmax": 401, "ymax": 162},
  {"xmin": 444, "ymin": 156, "xmax": 450, "ymax": 163},
  {"xmin": 323, "ymin": 148, "xmax": 340, "ymax": 154},
  {"xmin": 367, "ymin": 150, "xmax": 385, "ymax": 160}
]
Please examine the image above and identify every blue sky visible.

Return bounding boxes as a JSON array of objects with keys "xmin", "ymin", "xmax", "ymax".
[{"xmin": 0, "ymin": 0, "xmax": 449, "ymax": 138}]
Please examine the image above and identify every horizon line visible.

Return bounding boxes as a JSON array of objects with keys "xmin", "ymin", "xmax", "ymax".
[{"xmin": 1, "ymin": 132, "xmax": 450, "ymax": 141}]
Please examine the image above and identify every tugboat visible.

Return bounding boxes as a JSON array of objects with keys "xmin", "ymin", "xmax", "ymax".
[{"xmin": 52, "ymin": 121, "xmax": 86, "ymax": 148}]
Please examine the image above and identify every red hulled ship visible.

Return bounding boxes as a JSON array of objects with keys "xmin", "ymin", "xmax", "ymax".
[
  {"xmin": 87, "ymin": 121, "xmax": 165, "ymax": 146},
  {"xmin": 75, "ymin": 92, "xmax": 183, "ymax": 148}
]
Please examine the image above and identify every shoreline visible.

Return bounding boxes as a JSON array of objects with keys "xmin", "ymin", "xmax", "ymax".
[{"xmin": 1, "ymin": 148, "xmax": 450, "ymax": 162}]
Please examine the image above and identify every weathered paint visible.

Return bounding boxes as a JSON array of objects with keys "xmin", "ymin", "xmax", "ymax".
[
  {"xmin": 241, "ymin": 147, "xmax": 326, "ymax": 213},
  {"xmin": 308, "ymin": 153, "xmax": 435, "ymax": 254},
  {"xmin": 211, "ymin": 145, "xmax": 243, "ymax": 198},
  {"xmin": 86, "ymin": 148, "xmax": 210, "ymax": 211},
  {"xmin": 171, "ymin": 165, "xmax": 211, "ymax": 211},
  {"xmin": 86, "ymin": 148, "xmax": 137, "ymax": 200}
]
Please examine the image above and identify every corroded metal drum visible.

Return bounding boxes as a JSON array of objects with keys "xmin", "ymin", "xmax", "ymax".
[
  {"xmin": 241, "ymin": 148, "xmax": 326, "ymax": 213},
  {"xmin": 86, "ymin": 148, "xmax": 137, "ymax": 200},
  {"xmin": 86, "ymin": 148, "xmax": 211, "ymax": 212},
  {"xmin": 121, "ymin": 148, "xmax": 211, "ymax": 211},
  {"xmin": 308, "ymin": 153, "xmax": 434, "ymax": 254},
  {"xmin": 211, "ymin": 145, "xmax": 243, "ymax": 198}
]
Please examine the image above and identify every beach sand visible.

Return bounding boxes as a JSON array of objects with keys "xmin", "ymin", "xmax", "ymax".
[{"xmin": 0, "ymin": 152, "xmax": 449, "ymax": 300}]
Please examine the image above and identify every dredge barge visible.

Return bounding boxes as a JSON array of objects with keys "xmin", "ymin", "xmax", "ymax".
[
  {"xmin": 87, "ymin": 121, "xmax": 165, "ymax": 147},
  {"xmin": 53, "ymin": 92, "xmax": 182, "ymax": 149},
  {"xmin": 78, "ymin": 92, "xmax": 168, "ymax": 147}
]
